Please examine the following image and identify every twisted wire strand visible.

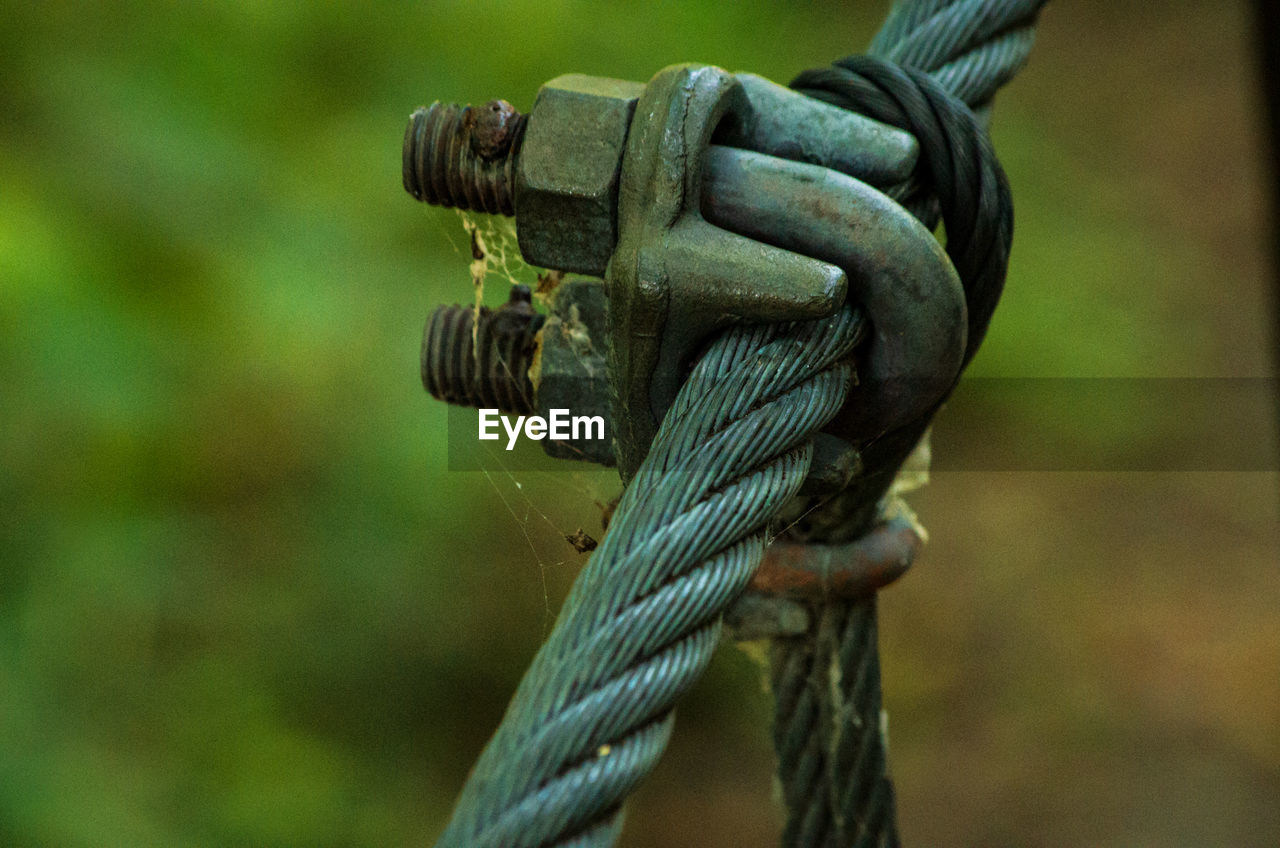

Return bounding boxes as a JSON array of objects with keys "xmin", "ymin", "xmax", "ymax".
[
  {"xmin": 433, "ymin": 308, "xmax": 867, "ymax": 847},
  {"xmin": 767, "ymin": 1, "xmax": 1045, "ymax": 845},
  {"xmin": 871, "ymin": 0, "xmax": 1044, "ymax": 107}
]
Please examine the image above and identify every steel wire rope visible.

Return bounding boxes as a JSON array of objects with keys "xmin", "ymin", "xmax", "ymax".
[
  {"xmin": 430, "ymin": 1, "xmax": 1046, "ymax": 845},
  {"xmin": 434, "ymin": 310, "xmax": 868, "ymax": 847}
]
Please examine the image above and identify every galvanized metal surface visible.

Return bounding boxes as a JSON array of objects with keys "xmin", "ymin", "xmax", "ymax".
[
  {"xmin": 420, "ymin": 275, "xmax": 875, "ymax": 489},
  {"xmin": 723, "ymin": 73, "xmax": 919, "ymax": 186}
]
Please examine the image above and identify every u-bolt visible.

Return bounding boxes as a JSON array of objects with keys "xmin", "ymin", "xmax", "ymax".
[{"xmin": 700, "ymin": 146, "xmax": 966, "ymax": 441}]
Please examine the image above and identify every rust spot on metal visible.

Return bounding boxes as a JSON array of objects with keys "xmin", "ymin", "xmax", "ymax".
[
  {"xmin": 469, "ymin": 99, "xmax": 523, "ymax": 160},
  {"xmin": 749, "ymin": 518, "xmax": 921, "ymax": 601}
]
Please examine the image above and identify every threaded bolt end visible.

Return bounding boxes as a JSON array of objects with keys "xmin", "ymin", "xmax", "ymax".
[
  {"xmin": 403, "ymin": 100, "xmax": 526, "ymax": 216},
  {"xmin": 422, "ymin": 284, "xmax": 544, "ymax": 414}
]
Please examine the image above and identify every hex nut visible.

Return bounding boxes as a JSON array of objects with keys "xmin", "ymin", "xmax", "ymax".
[
  {"xmin": 533, "ymin": 278, "xmax": 615, "ymax": 465},
  {"xmin": 516, "ymin": 74, "xmax": 644, "ymax": 276}
]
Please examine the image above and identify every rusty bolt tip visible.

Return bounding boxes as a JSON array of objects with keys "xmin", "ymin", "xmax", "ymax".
[
  {"xmin": 402, "ymin": 99, "xmax": 526, "ymax": 216},
  {"xmin": 470, "ymin": 99, "xmax": 522, "ymax": 160}
]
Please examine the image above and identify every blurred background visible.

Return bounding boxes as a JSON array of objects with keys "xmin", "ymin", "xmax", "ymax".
[{"xmin": 2, "ymin": 1, "xmax": 1278, "ymax": 845}]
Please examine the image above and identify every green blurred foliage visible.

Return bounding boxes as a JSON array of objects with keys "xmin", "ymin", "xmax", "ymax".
[{"xmin": 1, "ymin": 1, "xmax": 1277, "ymax": 846}]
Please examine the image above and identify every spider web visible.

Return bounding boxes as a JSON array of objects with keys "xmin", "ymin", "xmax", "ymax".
[{"xmin": 434, "ymin": 210, "xmax": 619, "ymax": 629}]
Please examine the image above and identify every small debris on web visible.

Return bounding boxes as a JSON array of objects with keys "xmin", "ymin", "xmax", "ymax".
[{"xmin": 565, "ymin": 528, "xmax": 598, "ymax": 554}]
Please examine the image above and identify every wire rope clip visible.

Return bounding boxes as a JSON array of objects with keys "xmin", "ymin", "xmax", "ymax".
[{"xmin": 407, "ymin": 63, "xmax": 966, "ymax": 485}]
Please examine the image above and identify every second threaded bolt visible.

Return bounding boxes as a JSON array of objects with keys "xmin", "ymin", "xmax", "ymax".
[{"xmin": 421, "ymin": 284, "xmax": 544, "ymax": 414}]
